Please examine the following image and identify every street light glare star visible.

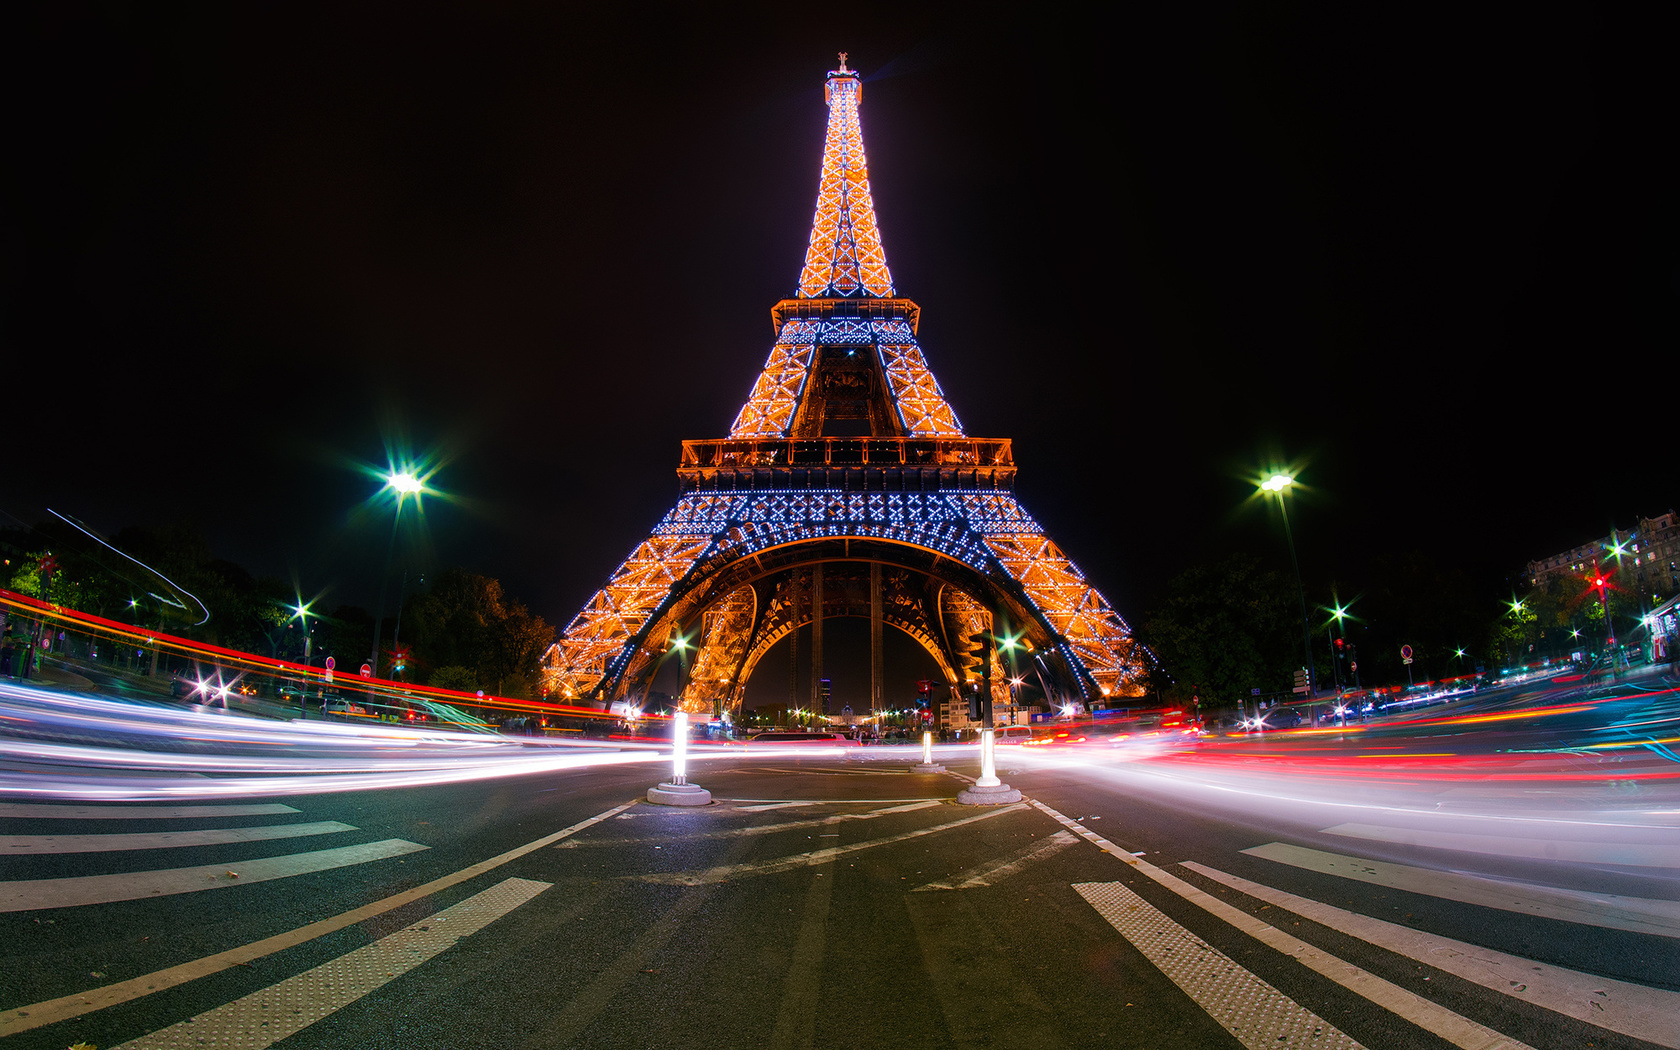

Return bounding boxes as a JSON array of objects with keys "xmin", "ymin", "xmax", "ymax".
[{"xmin": 1261, "ymin": 474, "xmax": 1293, "ymax": 493}]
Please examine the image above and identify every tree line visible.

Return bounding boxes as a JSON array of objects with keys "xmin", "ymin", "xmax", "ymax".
[
  {"xmin": 0, "ymin": 521, "xmax": 554, "ymax": 699},
  {"xmin": 1136, "ymin": 547, "xmax": 1643, "ymax": 715}
]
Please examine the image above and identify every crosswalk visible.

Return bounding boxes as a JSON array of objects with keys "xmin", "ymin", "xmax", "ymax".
[
  {"xmin": 0, "ymin": 796, "xmax": 613, "ymax": 1046},
  {"xmin": 2, "ymin": 788, "xmax": 1674, "ymax": 1049},
  {"xmin": 1034, "ymin": 799, "xmax": 1680, "ymax": 1050},
  {"xmin": 0, "ymin": 801, "xmax": 427, "ymax": 912}
]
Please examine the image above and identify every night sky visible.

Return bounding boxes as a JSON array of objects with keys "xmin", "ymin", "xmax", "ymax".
[{"xmin": 5, "ymin": 6, "xmax": 1673, "ymax": 703}]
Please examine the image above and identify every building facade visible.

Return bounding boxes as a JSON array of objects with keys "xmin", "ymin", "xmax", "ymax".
[{"xmin": 1525, "ymin": 510, "xmax": 1680, "ymax": 604}]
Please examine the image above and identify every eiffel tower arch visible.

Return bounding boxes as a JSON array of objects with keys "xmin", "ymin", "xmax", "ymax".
[{"xmin": 541, "ymin": 56, "xmax": 1146, "ymax": 718}]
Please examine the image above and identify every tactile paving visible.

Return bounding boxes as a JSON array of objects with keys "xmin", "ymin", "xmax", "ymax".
[{"xmin": 1076, "ymin": 880, "xmax": 1363, "ymax": 1049}]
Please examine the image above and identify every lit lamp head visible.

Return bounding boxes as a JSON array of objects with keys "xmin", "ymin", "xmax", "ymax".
[{"xmin": 1261, "ymin": 473, "xmax": 1293, "ymax": 494}]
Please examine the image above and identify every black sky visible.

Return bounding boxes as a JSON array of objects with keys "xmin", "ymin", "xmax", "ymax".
[{"xmin": 4, "ymin": 5, "xmax": 1674, "ymax": 675}]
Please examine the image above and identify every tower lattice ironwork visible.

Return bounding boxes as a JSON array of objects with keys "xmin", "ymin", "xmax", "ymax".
[{"xmin": 541, "ymin": 56, "xmax": 1145, "ymax": 716}]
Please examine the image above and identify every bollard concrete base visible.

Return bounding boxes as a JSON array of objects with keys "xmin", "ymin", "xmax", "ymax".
[
  {"xmin": 647, "ymin": 782, "xmax": 712, "ymax": 806},
  {"xmin": 911, "ymin": 763, "xmax": 947, "ymax": 773},
  {"xmin": 957, "ymin": 782, "xmax": 1021, "ymax": 805}
]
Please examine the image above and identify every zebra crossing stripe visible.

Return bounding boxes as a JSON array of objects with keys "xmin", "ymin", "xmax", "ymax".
[
  {"xmin": 1243, "ymin": 841, "xmax": 1680, "ymax": 938},
  {"xmin": 0, "ymin": 800, "xmax": 637, "ymax": 1037},
  {"xmin": 0, "ymin": 803, "xmax": 301, "ymax": 819},
  {"xmin": 111, "ymin": 877, "xmax": 550, "ymax": 1050},
  {"xmin": 1321, "ymin": 822, "xmax": 1680, "ymax": 867},
  {"xmin": 1183, "ymin": 860, "xmax": 1680, "ymax": 1049},
  {"xmin": 0, "ymin": 820, "xmax": 357, "ymax": 854},
  {"xmin": 1032, "ymin": 800, "xmax": 1536, "ymax": 1050},
  {"xmin": 0, "ymin": 839, "xmax": 427, "ymax": 912}
]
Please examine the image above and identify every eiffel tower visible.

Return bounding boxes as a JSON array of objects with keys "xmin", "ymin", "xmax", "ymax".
[{"xmin": 541, "ymin": 55, "xmax": 1145, "ymax": 718}]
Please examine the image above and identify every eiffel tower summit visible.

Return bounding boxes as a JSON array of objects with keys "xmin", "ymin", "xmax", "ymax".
[{"xmin": 541, "ymin": 55, "xmax": 1145, "ymax": 718}]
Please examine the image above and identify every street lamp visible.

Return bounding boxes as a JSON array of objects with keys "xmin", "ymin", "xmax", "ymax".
[
  {"xmin": 368, "ymin": 468, "xmax": 428, "ymax": 681},
  {"xmin": 290, "ymin": 600, "xmax": 316, "ymax": 717},
  {"xmin": 1260, "ymin": 472, "xmax": 1317, "ymax": 700},
  {"xmin": 642, "ymin": 629, "xmax": 691, "ymax": 712}
]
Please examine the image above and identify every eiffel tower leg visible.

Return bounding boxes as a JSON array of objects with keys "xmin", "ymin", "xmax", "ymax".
[
  {"xmin": 787, "ymin": 575, "xmax": 801, "ymax": 716},
  {"xmin": 871, "ymin": 561, "xmax": 883, "ymax": 726},
  {"xmin": 810, "ymin": 564, "xmax": 825, "ymax": 717}
]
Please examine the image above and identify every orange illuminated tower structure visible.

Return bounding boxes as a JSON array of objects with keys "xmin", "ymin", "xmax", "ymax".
[{"xmin": 541, "ymin": 56, "xmax": 1145, "ymax": 717}]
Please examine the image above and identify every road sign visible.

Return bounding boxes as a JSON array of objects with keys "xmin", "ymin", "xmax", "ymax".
[
  {"xmin": 360, "ymin": 663, "xmax": 373, "ymax": 678},
  {"xmin": 1292, "ymin": 667, "xmax": 1310, "ymax": 694},
  {"xmin": 1401, "ymin": 644, "xmax": 1414, "ymax": 665}
]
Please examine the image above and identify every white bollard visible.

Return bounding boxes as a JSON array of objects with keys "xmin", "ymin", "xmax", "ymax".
[
  {"xmin": 912, "ymin": 728, "xmax": 945, "ymax": 773},
  {"xmin": 671, "ymin": 710, "xmax": 689, "ymax": 785},
  {"xmin": 647, "ymin": 710, "xmax": 712, "ymax": 806},
  {"xmin": 976, "ymin": 728, "xmax": 1001, "ymax": 787},
  {"xmin": 957, "ymin": 725, "xmax": 1019, "ymax": 805}
]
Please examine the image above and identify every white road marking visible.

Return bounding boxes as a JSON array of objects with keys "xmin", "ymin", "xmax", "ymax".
[
  {"xmin": 1184, "ymin": 860, "xmax": 1680, "ymax": 1049},
  {"xmin": 561, "ymin": 800, "xmax": 942, "ymax": 847},
  {"xmin": 0, "ymin": 799, "xmax": 638, "ymax": 1036},
  {"xmin": 0, "ymin": 839, "xmax": 428, "ymax": 912},
  {"xmin": 737, "ymin": 801, "xmax": 817, "ymax": 811},
  {"xmin": 1076, "ymin": 880, "xmax": 1364, "ymax": 1049},
  {"xmin": 1243, "ymin": 841, "xmax": 1680, "ymax": 938},
  {"xmin": 638, "ymin": 804, "xmax": 1026, "ymax": 885},
  {"xmin": 0, "ymin": 803, "xmax": 300, "ymax": 819},
  {"xmin": 1031, "ymin": 801, "xmax": 1535, "ymax": 1050},
  {"xmin": 914, "ymin": 830, "xmax": 1077, "ymax": 891},
  {"xmin": 0, "ymin": 820, "xmax": 357, "ymax": 854},
  {"xmin": 112, "ymin": 877, "xmax": 550, "ymax": 1050},
  {"xmin": 1323, "ymin": 822, "xmax": 1680, "ymax": 867}
]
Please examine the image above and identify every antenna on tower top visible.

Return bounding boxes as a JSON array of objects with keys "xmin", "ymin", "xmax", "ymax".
[{"xmin": 837, "ymin": 52, "xmax": 849, "ymax": 72}]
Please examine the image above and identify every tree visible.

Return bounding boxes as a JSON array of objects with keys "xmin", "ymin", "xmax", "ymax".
[
  {"xmin": 1359, "ymin": 552, "xmax": 1490, "ymax": 683},
  {"xmin": 1140, "ymin": 554, "xmax": 1299, "ymax": 710},
  {"xmin": 429, "ymin": 666, "xmax": 478, "ymax": 693},
  {"xmin": 401, "ymin": 569, "xmax": 555, "ymax": 698}
]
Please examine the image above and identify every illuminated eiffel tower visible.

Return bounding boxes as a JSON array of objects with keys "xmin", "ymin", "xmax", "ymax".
[{"xmin": 541, "ymin": 55, "xmax": 1145, "ymax": 717}]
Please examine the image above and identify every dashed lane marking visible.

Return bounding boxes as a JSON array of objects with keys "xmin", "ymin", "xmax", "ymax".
[
  {"xmin": 636, "ymin": 803, "xmax": 1026, "ymax": 885},
  {"xmin": 111, "ymin": 877, "xmax": 550, "ymax": 1050},
  {"xmin": 0, "ymin": 820, "xmax": 358, "ymax": 854},
  {"xmin": 1185, "ymin": 860, "xmax": 1680, "ymax": 1049},
  {"xmin": 561, "ymin": 800, "xmax": 942, "ymax": 847},
  {"xmin": 0, "ymin": 839, "xmax": 428, "ymax": 912},
  {"xmin": 1243, "ymin": 841, "xmax": 1680, "ymax": 938},
  {"xmin": 913, "ymin": 830, "xmax": 1077, "ymax": 891}
]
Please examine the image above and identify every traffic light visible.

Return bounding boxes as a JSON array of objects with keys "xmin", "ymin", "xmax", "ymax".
[
  {"xmin": 966, "ymin": 684, "xmax": 990, "ymax": 722},
  {"xmin": 967, "ymin": 630, "xmax": 993, "ymax": 677}
]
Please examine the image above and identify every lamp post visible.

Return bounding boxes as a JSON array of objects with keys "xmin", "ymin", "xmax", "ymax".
[
  {"xmin": 290, "ymin": 600, "xmax": 315, "ymax": 717},
  {"xmin": 1261, "ymin": 473, "xmax": 1317, "ymax": 699},
  {"xmin": 369, "ymin": 470, "xmax": 424, "ymax": 681},
  {"xmin": 645, "ymin": 630, "xmax": 690, "ymax": 710},
  {"xmin": 1326, "ymin": 600, "xmax": 1357, "ymax": 693}
]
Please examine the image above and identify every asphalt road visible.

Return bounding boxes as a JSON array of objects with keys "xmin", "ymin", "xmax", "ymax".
[{"xmin": 2, "ymin": 709, "xmax": 1677, "ymax": 1050}]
